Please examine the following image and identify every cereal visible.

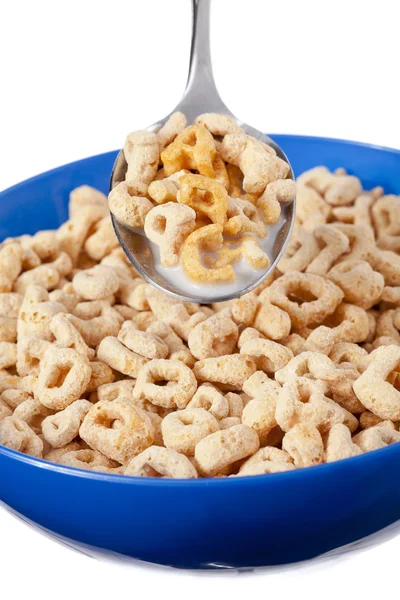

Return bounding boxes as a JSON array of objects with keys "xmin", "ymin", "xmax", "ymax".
[
  {"xmin": 157, "ymin": 112, "xmax": 187, "ymax": 152},
  {"xmin": 80, "ymin": 400, "xmax": 154, "ymax": 464},
  {"xmin": 257, "ymin": 179, "xmax": 296, "ymax": 224},
  {"xmin": 187, "ymin": 384, "xmax": 229, "ymax": 419},
  {"xmin": 181, "ymin": 225, "xmax": 235, "ymax": 283},
  {"xmin": 59, "ymin": 449, "xmax": 118, "ymax": 471},
  {"xmin": 144, "ymin": 202, "xmax": 196, "ymax": 267},
  {"xmin": 194, "ymin": 113, "xmax": 241, "ymax": 136},
  {"xmin": 179, "ymin": 174, "xmax": 228, "ymax": 225},
  {"xmin": 72, "ymin": 265, "xmax": 120, "ymax": 301},
  {"xmin": 97, "ymin": 336, "xmax": 149, "ymax": 378},
  {"xmin": 108, "ymin": 115, "xmax": 295, "ymax": 292},
  {"xmin": 220, "ymin": 133, "xmax": 289, "ymax": 194},
  {"xmin": 194, "ymin": 424, "xmax": 260, "ymax": 476},
  {"xmin": 267, "ymin": 272, "xmax": 344, "ymax": 328},
  {"xmin": 188, "ymin": 312, "xmax": 238, "ymax": 360},
  {"xmin": 278, "ymin": 226, "xmax": 320, "ymax": 273},
  {"xmin": 353, "ymin": 421, "xmax": 400, "ymax": 453},
  {"xmin": 148, "ymin": 169, "xmax": 188, "ymax": 204},
  {"xmin": 42, "ymin": 400, "xmax": 92, "ymax": 448},
  {"xmin": 133, "ymin": 359, "xmax": 197, "ymax": 409},
  {"xmin": 282, "ymin": 423, "xmax": 324, "ymax": 468},
  {"xmin": 161, "ymin": 408, "xmax": 219, "ymax": 455},
  {"xmin": 328, "ymin": 260, "xmax": 384, "ymax": 309},
  {"xmin": 193, "ymin": 354, "xmax": 257, "ymax": 390},
  {"xmin": 125, "ymin": 445, "xmax": 197, "ymax": 478},
  {"xmin": 161, "ymin": 125, "xmax": 216, "ymax": 178},
  {"xmin": 1, "ymin": 164, "xmax": 400, "ymax": 480},
  {"xmin": 35, "ymin": 346, "xmax": 92, "ymax": 410},
  {"xmin": 353, "ymin": 346, "xmax": 400, "ymax": 420},
  {"xmin": 325, "ymin": 424, "xmax": 362, "ymax": 462},
  {"xmin": 108, "ymin": 181, "xmax": 154, "ymax": 228},
  {"xmin": 0, "ymin": 416, "xmax": 43, "ymax": 457},
  {"xmin": 239, "ymin": 447, "xmax": 295, "ymax": 475}
]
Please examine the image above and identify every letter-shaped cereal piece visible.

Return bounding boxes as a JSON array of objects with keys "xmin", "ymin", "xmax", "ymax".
[
  {"xmin": 195, "ymin": 424, "xmax": 260, "ymax": 476},
  {"xmin": 181, "ymin": 225, "xmax": 235, "ymax": 283},
  {"xmin": 108, "ymin": 181, "xmax": 154, "ymax": 228},
  {"xmin": 80, "ymin": 399, "xmax": 154, "ymax": 463},
  {"xmin": 125, "ymin": 445, "xmax": 197, "ymax": 478},
  {"xmin": 144, "ymin": 202, "xmax": 196, "ymax": 266},
  {"xmin": 161, "ymin": 125, "xmax": 216, "ymax": 178}
]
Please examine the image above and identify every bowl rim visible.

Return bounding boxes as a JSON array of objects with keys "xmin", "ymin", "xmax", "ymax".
[{"xmin": 1, "ymin": 132, "xmax": 399, "ymax": 486}]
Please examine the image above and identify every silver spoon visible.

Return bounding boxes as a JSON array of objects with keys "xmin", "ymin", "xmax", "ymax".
[{"xmin": 110, "ymin": 0, "xmax": 295, "ymax": 304}]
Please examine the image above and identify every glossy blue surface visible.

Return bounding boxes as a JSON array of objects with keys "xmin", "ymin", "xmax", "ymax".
[{"xmin": 1, "ymin": 135, "xmax": 400, "ymax": 569}]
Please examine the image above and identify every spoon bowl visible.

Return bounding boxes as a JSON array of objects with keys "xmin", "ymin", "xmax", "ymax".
[{"xmin": 110, "ymin": 0, "xmax": 295, "ymax": 303}]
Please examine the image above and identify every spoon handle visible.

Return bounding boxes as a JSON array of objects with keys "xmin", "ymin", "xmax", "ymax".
[{"xmin": 177, "ymin": 0, "xmax": 230, "ymax": 118}]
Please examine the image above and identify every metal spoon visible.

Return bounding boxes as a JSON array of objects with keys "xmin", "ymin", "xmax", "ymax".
[{"xmin": 110, "ymin": 0, "xmax": 295, "ymax": 304}]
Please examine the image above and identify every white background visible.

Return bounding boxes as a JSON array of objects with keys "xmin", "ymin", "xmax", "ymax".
[{"xmin": 0, "ymin": 0, "xmax": 399, "ymax": 598}]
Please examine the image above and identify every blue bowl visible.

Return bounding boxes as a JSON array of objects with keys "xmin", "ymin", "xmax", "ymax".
[{"xmin": 1, "ymin": 135, "xmax": 400, "ymax": 569}]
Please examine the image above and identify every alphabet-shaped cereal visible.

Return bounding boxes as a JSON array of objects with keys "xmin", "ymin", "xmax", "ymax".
[
  {"xmin": 161, "ymin": 408, "xmax": 219, "ymax": 455},
  {"xmin": 80, "ymin": 399, "xmax": 154, "ymax": 464},
  {"xmin": 194, "ymin": 424, "xmax": 259, "ymax": 477},
  {"xmin": 125, "ymin": 445, "xmax": 197, "ymax": 478},
  {"xmin": 144, "ymin": 202, "xmax": 196, "ymax": 266}
]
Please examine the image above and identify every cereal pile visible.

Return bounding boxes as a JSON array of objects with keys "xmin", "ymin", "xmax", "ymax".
[
  {"xmin": 0, "ymin": 163, "xmax": 400, "ymax": 479},
  {"xmin": 109, "ymin": 112, "xmax": 294, "ymax": 283}
]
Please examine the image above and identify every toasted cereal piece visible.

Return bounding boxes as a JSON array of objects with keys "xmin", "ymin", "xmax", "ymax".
[
  {"xmin": 133, "ymin": 359, "xmax": 197, "ymax": 409},
  {"xmin": 181, "ymin": 225, "xmax": 235, "ymax": 283},
  {"xmin": 225, "ymin": 197, "xmax": 267, "ymax": 237},
  {"xmin": 42, "ymin": 399, "xmax": 92, "ymax": 448},
  {"xmin": 44, "ymin": 442, "xmax": 82, "ymax": 464},
  {"xmin": 278, "ymin": 226, "xmax": 319, "ymax": 273},
  {"xmin": 161, "ymin": 408, "xmax": 220, "ymax": 455},
  {"xmin": 97, "ymin": 336, "xmax": 149, "ymax": 378},
  {"xmin": 108, "ymin": 181, "xmax": 154, "ymax": 228},
  {"xmin": 305, "ymin": 225, "xmax": 350, "ymax": 276},
  {"xmin": 353, "ymin": 345, "xmax": 400, "ymax": 420},
  {"xmin": 161, "ymin": 125, "xmax": 217, "ymax": 178},
  {"xmin": 267, "ymin": 272, "xmax": 344, "ymax": 328},
  {"xmin": 59, "ymin": 449, "xmax": 119, "ymax": 471},
  {"xmin": 0, "ymin": 416, "xmax": 43, "ymax": 457},
  {"xmin": 239, "ymin": 447, "xmax": 295, "ymax": 475},
  {"xmin": 254, "ymin": 294, "xmax": 291, "ymax": 341},
  {"xmin": 0, "ymin": 342, "xmax": 17, "ymax": 370},
  {"xmin": 325, "ymin": 424, "xmax": 362, "ymax": 462},
  {"xmin": 118, "ymin": 321, "xmax": 168, "ymax": 359},
  {"xmin": 295, "ymin": 183, "xmax": 331, "ymax": 230},
  {"xmin": 188, "ymin": 312, "xmax": 238, "ymax": 360},
  {"xmin": 257, "ymin": 179, "xmax": 296, "ymax": 225},
  {"xmin": 282, "ymin": 422, "xmax": 324, "ymax": 468},
  {"xmin": 194, "ymin": 113, "xmax": 242, "ymax": 136},
  {"xmin": 34, "ymin": 346, "xmax": 92, "ymax": 410},
  {"xmin": 193, "ymin": 354, "xmax": 257, "ymax": 390},
  {"xmin": 125, "ymin": 445, "xmax": 198, "ymax": 478},
  {"xmin": 352, "ymin": 421, "xmax": 400, "ymax": 452},
  {"xmin": 179, "ymin": 173, "xmax": 228, "ymax": 225},
  {"xmin": 328, "ymin": 260, "xmax": 384, "ymax": 309},
  {"xmin": 195, "ymin": 424, "xmax": 260, "ymax": 477},
  {"xmin": 124, "ymin": 130, "xmax": 159, "ymax": 185},
  {"xmin": 144, "ymin": 202, "xmax": 196, "ymax": 267},
  {"xmin": 0, "ymin": 243, "xmax": 23, "ymax": 293},
  {"xmin": 187, "ymin": 383, "xmax": 229, "ymax": 419},
  {"xmin": 80, "ymin": 400, "xmax": 154, "ymax": 464},
  {"xmin": 72, "ymin": 265, "xmax": 120, "ymax": 301},
  {"xmin": 221, "ymin": 133, "xmax": 289, "ymax": 194},
  {"xmin": 148, "ymin": 169, "xmax": 189, "ymax": 204},
  {"xmin": 239, "ymin": 338, "xmax": 293, "ymax": 374},
  {"xmin": 157, "ymin": 112, "xmax": 187, "ymax": 151}
]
